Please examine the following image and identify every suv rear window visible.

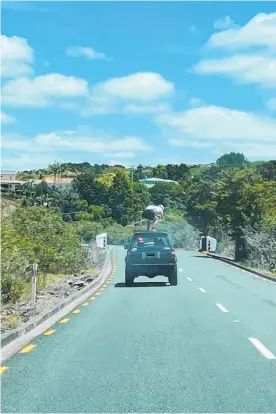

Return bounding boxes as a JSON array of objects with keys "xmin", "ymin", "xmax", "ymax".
[{"xmin": 129, "ymin": 233, "xmax": 172, "ymax": 250}]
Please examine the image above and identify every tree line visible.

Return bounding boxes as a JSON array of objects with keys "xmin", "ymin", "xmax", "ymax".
[{"xmin": 2, "ymin": 152, "xmax": 276, "ymax": 303}]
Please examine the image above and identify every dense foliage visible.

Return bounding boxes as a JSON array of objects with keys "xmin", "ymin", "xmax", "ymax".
[{"xmin": 2, "ymin": 154, "xmax": 276, "ymax": 303}]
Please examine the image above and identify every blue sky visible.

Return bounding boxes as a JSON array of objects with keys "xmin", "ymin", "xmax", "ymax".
[{"xmin": 1, "ymin": 1, "xmax": 276, "ymax": 171}]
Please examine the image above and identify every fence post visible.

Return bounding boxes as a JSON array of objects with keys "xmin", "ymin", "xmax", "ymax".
[{"xmin": 31, "ymin": 263, "xmax": 38, "ymax": 307}]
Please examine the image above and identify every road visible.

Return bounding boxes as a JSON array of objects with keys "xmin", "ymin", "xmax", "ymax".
[{"xmin": 1, "ymin": 248, "xmax": 276, "ymax": 413}]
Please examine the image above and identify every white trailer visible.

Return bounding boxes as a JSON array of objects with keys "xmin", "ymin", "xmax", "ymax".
[
  {"xmin": 96, "ymin": 233, "xmax": 107, "ymax": 249},
  {"xmin": 199, "ymin": 236, "xmax": 217, "ymax": 253}
]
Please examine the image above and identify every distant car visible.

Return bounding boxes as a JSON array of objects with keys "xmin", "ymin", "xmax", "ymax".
[{"xmin": 124, "ymin": 231, "xmax": 178, "ymax": 286}]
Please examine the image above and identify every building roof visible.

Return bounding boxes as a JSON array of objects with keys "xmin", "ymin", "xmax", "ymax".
[
  {"xmin": 139, "ymin": 177, "xmax": 177, "ymax": 183},
  {"xmin": 42, "ymin": 176, "xmax": 73, "ymax": 184},
  {"xmin": 1, "ymin": 170, "xmax": 16, "ymax": 174},
  {"xmin": 0, "ymin": 179, "xmax": 24, "ymax": 184}
]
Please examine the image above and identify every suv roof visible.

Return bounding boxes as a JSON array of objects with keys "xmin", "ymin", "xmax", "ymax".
[{"xmin": 132, "ymin": 231, "xmax": 169, "ymax": 236}]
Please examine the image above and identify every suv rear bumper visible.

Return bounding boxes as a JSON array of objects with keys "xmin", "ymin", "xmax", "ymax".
[{"xmin": 126, "ymin": 263, "xmax": 177, "ymax": 277}]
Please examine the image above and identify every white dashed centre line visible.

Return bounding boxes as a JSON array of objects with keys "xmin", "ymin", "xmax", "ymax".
[
  {"xmin": 187, "ymin": 277, "xmax": 193, "ymax": 282},
  {"xmin": 199, "ymin": 288, "xmax": 206, "ymax": 293},
  {"xmin": 216, "ymin": 303, "xmax": 229, "ymax": 313},
  {"xmin": 179, "ymin": 268, "xmax": 183, "ymax": 272},
  {"xmin": 248, "ymin": 338, "xmax": 276, "ymax": 360}
]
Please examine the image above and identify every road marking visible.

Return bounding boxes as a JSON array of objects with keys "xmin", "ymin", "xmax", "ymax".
[
  {"xmin": 43, "ymin": 329, "xmax": 56, "ymax": 336},
  {"xmin": 82, "ymin": 302, "xmax": 89, "ymax": 306},
  {"xmin": 90, "ymin": 296, "xmax": 96, "ymax": 300},
  {"xmin": 187, "ymin": 277, "xmax": 193, "ymax": 282},
  {"xmin": 60, "ymin": 318, "xmax": 70, "ymax": 324},
  {"xmin": 100, "ymin": 288, "xmax": 105, "ymax": 291},
  {"xmin": 95, "ymin": 292, "xmax": 101, "ymax": 296},
  {"xmin": 0, "ymin": 366, "xmax": 8, "ymax": 375},
  {"xmin": 19, "ymin": 344, "xmax": 36, "ymax": 354},
  {"xmin": 248, "ymin": 338, "xmax": 276, "ymax": 360},
  {"xmin": 199, "ymin": 288, "xmax": 206, "ymax": 293},
  {"xmin": 103, "ymin": 284, "xmax": 108, "ymax": 287},
  {"xmin": 216, "ymin": 303, "xmax": 229, "ymax": 313},
  {"xmin": 179, "ymin": 268, "xmax": 183, "ymax": 272},
  {"xmin": 72, "ymin": 309, "xmax": 80, "ymax": 313}
]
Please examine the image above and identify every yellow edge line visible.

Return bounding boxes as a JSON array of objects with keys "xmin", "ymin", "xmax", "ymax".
[
  {"xmin": 43, "ymin": 329, "xmax": 56, "ymax": 336},
  {"xmin": 0, "ymin": 366, "xmax": 8, "ymax": 375},
  {"xmin": 60, "ymin": 318, "xmax": 70, "ymax": 324},
  {"xmin": 19, "ymin": 344, "xmax": 36, "ymax": 354}
]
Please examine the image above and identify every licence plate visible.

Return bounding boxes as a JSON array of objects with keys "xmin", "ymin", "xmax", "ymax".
[{"xmin": 142, "ymin": 252, "xmax": 160, "ymax": 259}]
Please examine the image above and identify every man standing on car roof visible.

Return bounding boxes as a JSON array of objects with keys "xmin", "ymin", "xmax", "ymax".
[{"xmin": 142, "ymin": 204, "xmax": 165, "ymax": 231}]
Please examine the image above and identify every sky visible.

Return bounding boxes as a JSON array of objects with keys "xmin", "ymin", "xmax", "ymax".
[{"xmin": 1, "ymin": 1, "xmax": 276, "ymax": 171}]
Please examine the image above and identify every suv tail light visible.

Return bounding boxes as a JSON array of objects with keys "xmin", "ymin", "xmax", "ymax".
[{"xmin": 171, "ymin": 251, "xmax": 176, "ymax": 259}]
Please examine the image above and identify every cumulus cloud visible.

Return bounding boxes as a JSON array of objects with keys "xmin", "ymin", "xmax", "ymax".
[
  {"xmin": 193, "ymin": 13, "xmax": 276, "ymax": 89},
  {"xmin": 194, "ymin": 54, "xmax": 276, "ymax": 88},
  {"xmin": 207, "ymin": 12, "xmax": 276, "ymax": 51},
  {"xmin": 157, "ymin": 105, "xmax": 276, "ymax": 141},
  {"xmin": 122, "ymin": 103, "xmax": 172, "ymax": 114},
  {"xmin": 0, "ymin": 111, "xmax": 15, "ymax": 124},
  {"xmin": 189, "ymin": 97, "xmax": 205, "ymax": 108},
  {"xmin": 81, "ymin": 72, "xmax": 174, "ymax": 116},
  {"xmin": 267, "ymin": 98, "xmax": 276, "ymax": 111},
  {"xmin": 169, "ymin": 139, "xmax": 213, "ymax": 148},
  {"xmin": 1, "ymin": 35, "xmax": 34, "ymax": 78},
  {"xmin": 2, "ymin": 127, "xmax": 152, "ymax": 156},
  {"xmin": 96, "ymin": 72, "xmax": 174, "ymax": 102},
  {"xmin": 213, "ymin": 16, "xmax": 238, "ymax": 30},
  {"xmin": 2, "ymin": 74, "xmax": 89, "ymax": 107},
  {"xmin": 66, "ymin": 46, "xmax": 108, "ymax": 60}
]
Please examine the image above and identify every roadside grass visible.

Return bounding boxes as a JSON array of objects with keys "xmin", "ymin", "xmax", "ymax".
[
  {"xmin": 19, "ymin": 265, "xmax": 99, "ymax": 301},
  {"xmin": 239, "ymin": 261, "xmax": 276, "ymax": 279}
]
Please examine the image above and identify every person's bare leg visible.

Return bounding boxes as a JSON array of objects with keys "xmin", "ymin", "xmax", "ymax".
[{"xmin": 152, "ymin": 217, "xmax": 158, "ymax": 230}]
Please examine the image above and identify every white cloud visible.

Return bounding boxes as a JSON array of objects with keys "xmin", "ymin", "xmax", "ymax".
[
  {"xmin": 267, "ymin": 98, "xmax": 276, "ymax": 111},
  {"xmin": 215, "ymin": 142, "xmax": 276, "ymax": 160},
  {"xmin": 207, "ymin": 12, "xmax": 276, "ymax": 51},
  {"xmin": 122, "ymin": 103, "xmax": 171, "ymax": 114},
  {"xmin": 96, "ymin": 72, "xmax": 174, "ymax": 101},
  {"xmin": 106, "ymin": 152, "xmax": 136, "ymax": 159},
  {"xmin": 108, "ymin": 160, "xmax": 129, "ymax": 167},
  {"xmin": 2, "ymin": 128, "xmax": 152, "ymax": 155},
  {"xmin": 66, "ymin": 46, "xmax": 108, "ymax": 60},
  {"xmin": 0, "ymin": 111, "xmax": 15, "ymax": 124},
  {"xmin": 2, "ymin": 153, "xmax": 57, "ymax": 170},
  {"xmin": 1, "ymin": 35, "xmax": 34, "ymax": 78},
  {"xmin": 169, "ymin": 139, "xmax": 212, "ymax": 148},
  {"xmin": 82, "ymin": 72, "xmax": 174, "ymax": 116},
  {"xmin": 213, "ymin": 16, "xmax": 238, "ymax": 30},
  {"xmin": 157, "ymin": 105, "xmax": 276, "ymax": 141},
  {"xmin": 194, "ymin": 54, "xmax": 276, "ymax": 88},
  {"xmin": 189, "ymin": 97, "xmax": 205, "ymax": 108},
  {"xmin": 2, "ymin": 74, "xmax": 89, "ymax": 107}
]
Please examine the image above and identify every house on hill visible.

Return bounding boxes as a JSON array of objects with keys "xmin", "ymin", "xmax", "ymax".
[{"xmin": 139, "ymin": 177, "xmax": 178, "ymax": 189}]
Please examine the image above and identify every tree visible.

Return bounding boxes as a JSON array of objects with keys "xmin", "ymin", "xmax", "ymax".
[
  {"xmin": 48, "ymin": 161, "xmax": 61, "ymax": 187},
  {"xmin": 72, "ymin": 172, "xmax": 107, "ymax": 206},
  {"xmin": 216, "ymin": 152, "xmax": 248, "ymax": 169},
  {"xmin": 258, "ymin": 161, "xmax": 276, "ymax": 181}
]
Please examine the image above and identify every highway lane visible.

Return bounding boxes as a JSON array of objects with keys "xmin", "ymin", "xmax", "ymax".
[
  {"xmin": 1, "ymin": 247, "xmax": 276, "ymax": 413},
  {"xmin": 183, "ymin": 253, "xmax": 276, "ymax": 354}
]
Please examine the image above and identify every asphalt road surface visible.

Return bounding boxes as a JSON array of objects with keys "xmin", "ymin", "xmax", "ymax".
[{"xmin": 1, "ymin": 247, "xmax": 276, "ymax": 413}]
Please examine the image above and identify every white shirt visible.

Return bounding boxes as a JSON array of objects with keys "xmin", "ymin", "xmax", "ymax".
[{"xmin": 145, "ymin": 205, "xmax": 163, "ymax": 216}]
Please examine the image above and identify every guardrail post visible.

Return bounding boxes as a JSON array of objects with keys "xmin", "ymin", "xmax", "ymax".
[{"xmin": 31, "ymin": 263, "xmax": 38, "ymax": 307}]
